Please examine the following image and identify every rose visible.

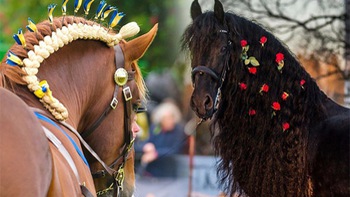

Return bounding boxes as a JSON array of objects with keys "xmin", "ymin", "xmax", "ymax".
[
  {"xmin": 260, "ymin": 84, "xmax": 269, "ymax": 94},
  {"xmin": 282, "ymin": 122, "xmax": 290, "ymax": 131},
  {"xmin": 275, "ymin": 53, "xmax": 284, "ymax": 63},
  {"xmin": 241, "ymin": 40, "xmax": 248, "ymax": 47},
  {"xmin": 249, "ymin": 109, "xmax": 256, "ymax": 116},
  {"xmin": 282, "ymin": 92, "xmax": 289, "ymax": 100},
  {"xmin": 239, "ymin": 82, "xmax": 247, "ymax": 90},
  {"xmin": 272, "ymin": 102, "xmax": 281, "ymax": 111},
  {"xmin": 300, "ymin": 79, "xmax": 306, "ymax": 86},
  {"xmin": 248, "ymin": 67, "xmax": 257, "ymax": 74},
  {"xmin": 260, "ymin": 36, "xmax": 267, "ymax": 46}
]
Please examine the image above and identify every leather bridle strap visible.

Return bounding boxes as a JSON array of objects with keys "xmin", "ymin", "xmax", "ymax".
[
  {"xmin": 191, "ymin": 66, "xmax": 220, "ymax": 82},
  {"xmin": 80, "ymin": 45, "xmax": 127, "ymax": 139}
]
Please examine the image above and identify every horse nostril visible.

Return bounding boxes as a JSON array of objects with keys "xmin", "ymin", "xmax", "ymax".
[{"xmin": 204, "ymin": 95, "xmax": 213, "ymax": 109}]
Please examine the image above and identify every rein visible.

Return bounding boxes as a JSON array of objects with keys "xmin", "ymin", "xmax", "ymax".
[{"xmin": 191, "ymin": 29, "xmax": 232, "ymax": 118}]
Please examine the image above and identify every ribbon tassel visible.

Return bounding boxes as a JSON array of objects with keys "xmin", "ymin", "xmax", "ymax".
[
  {"xmin": 83, "ymin": 0, "xmax": 95, "ymax": 15},
  {"xmin": 108, "ymin": 10, "xmax": 125, "ymax": 29},
  {"xmin": 6, "ymin": 51, "xmax": 23, "ymax": 66},
  {"xmin": 74, "ymin": 0, "xmax": 83, "ymax": 14},
  {"xmin": 95, "ymin": 0, "xmax": 107, "ymax": 20},
  {"xmin": 13, "ymin": 28, "xmax": 26, "ymax": 48},
  {"xmin": 61, "ymin": 0, "xmax": 69, "ymax": 16},
  {"xmin": 101, "ymin": 5, "xmax": 116, "ymax": 21},
  {"xmin": 26, "ymin": 18, "xmax": 38, "ymax": 33},
  {"xmin": 48, "ymin": 4, "xmax": 57, "ymax": 24}
]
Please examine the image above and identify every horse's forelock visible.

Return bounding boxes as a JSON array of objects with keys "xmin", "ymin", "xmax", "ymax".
[{"xmin": 131, "ymin": 61, "xmax": 147, "ymax": 102}]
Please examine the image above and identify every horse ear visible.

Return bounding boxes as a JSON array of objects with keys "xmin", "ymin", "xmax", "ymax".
[
  {"xmin": 121, "ymin": 23, "xmax": 158, "ymax": 62},
  {"xmin": 191, "ymin": 0, "xmax": 202, "ymax": 20},
  {"xmin": 214, "ymin": 0, "xmax": 225, "ymax": 24}
]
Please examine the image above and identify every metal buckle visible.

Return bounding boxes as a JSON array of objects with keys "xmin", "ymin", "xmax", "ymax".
[
  {"xmin": 123, "ymin": 87, "xmax": 132, "ymax": 101},
  {"xmin": 110, "ymin": 98, "xmax": 118, "ymax": 109}
]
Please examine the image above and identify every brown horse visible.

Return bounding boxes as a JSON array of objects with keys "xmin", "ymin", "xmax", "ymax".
[
  {"xmin": 182, "ymin": 0, "xmax": 349, "ymax": 196},
  {"xmin": 0, "ymin": 16, "xmax": 157, "ymax": 197}
]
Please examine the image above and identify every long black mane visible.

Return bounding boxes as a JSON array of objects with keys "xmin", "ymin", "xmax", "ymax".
[{"xmin": 183, "ymin": 10, "xmax": 349, "ymax": 197}]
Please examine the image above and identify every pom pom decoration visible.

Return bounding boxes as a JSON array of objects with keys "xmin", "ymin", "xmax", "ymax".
[
  {"xmin": 83, "ymin": 0, "xmax": 95, "ymax": 16},
  {"xmin": 26, "ymin": 18, "xmax": 37, "ymax": 33},
  {"xmin": 115, "ymin": 22, "xmax": 140, "ymax": 40},
  {"xmin": 48, "ymin": 4, "xmax": 57, "ymax": 24},
  {"xmin": 13, "ymin": 28, "xmax": 26, "ymax": 48},
  {"xmin": 95, "ymin": 0, "xmax": 107, "ymax": 20},
  {"xmin": 6, "ymin": 51, "xmax": 24, "ymax": 66}
]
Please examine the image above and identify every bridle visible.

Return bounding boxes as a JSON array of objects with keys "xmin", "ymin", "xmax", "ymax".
[
  {"xmin": 191, "ymin": 28, "xmax": 232, "ymax": 119},
  {"xmin": 77, "ymin": 45, "xmax": 140, "ymax": 196}
]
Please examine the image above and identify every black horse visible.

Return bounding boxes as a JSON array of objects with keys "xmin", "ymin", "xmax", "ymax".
[{"xmin": 182, "ymin": 0, "xmax": 350, "ymax": 196}]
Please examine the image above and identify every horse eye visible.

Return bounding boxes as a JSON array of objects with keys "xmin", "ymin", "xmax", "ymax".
[
  {"xmin": 133, "ymin": 103, "xmax": 147, "ymax": 113},
  {"xmin": 221, "ymin": 46, "xmax": 227, "ymax": 53}
]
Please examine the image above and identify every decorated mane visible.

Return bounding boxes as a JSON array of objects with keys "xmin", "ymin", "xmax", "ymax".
[
  {"xmin": 183, "ymin": 11, "xmax": 329, "ymax": 196},
  {"xmin": 0, "ymin": 3, "xmax": 146, "ymax": 121}
]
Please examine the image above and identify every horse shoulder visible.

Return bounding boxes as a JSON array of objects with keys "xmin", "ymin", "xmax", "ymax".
[
  {"xmin": 309, "ymin": 108, "xmax": 350, "ymax": 196},
  {"xmin": 0, "ymin": 87, "xmax": 52, "ymax": 196},
  {"xmin": 41, "ymin": 122, "xmax": 96, "ymax": 196}
]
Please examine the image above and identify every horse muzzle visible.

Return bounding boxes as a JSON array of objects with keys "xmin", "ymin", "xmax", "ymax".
[{"xmin": 190, "ymin": 93, "xmax": 216, "ymax": 120}]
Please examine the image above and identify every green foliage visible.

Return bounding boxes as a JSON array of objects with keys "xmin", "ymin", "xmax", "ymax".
[{"xmin": 0, "ymin": 0, "xmax": 180, "ymax": 75}]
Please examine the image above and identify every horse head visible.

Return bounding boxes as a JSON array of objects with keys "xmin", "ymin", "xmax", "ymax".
[
  {"xmin": 185, "ymin": 0, "xmax": 233, "ymax": 120},
  {"xmin": 86, "ymin": 24, "xmax": 158, "ymax": 197}
]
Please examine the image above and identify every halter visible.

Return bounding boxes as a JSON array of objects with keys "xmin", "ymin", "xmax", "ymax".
[{"xmin": 191, "ymin": 29, "xmax": 232, "ymax": 119}]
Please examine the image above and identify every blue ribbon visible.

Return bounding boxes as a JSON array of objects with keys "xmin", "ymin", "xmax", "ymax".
[{"xmin": 34, "ymin": 112, "xmax": 90, "ymax": 167}]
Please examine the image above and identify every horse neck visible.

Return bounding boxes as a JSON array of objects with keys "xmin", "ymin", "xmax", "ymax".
[{"xmin": 38, "ymin": 40, "xmax": 116, "ymax": 129}]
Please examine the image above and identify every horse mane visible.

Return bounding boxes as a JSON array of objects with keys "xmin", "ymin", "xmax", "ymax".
[
  {"xmin": 0, "ymin": 16, "xmax": 146, "ymax": 119},
  {"xmin": 1, "ymin": 17, "xmax": 96, "ymax": 86},
  {"xmin": 183, "ymin": 11, "xmax": 329, "ymax": 196}
]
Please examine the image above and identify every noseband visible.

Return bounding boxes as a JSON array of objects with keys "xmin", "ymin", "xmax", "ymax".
[
  {"xmin": 79, "ymin": 45, "xmax": 136, "ymax": 196},
  {"xmin": 191, "ymin": 29, "xmax": 232, "ymax": 118}
]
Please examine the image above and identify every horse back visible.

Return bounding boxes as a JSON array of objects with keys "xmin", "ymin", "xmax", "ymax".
[
  {"xmin": 310, "ymin": 104, "xmax": 350, "ymax": 196},
  {"xmin": 0, "ymin": 87, "xmax": 52, "ymax": 196}
]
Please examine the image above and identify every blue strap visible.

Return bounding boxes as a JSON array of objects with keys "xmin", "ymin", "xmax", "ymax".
[{"xmin": 34, "ymin": 112, "xmax": 90, "ymax": 168}]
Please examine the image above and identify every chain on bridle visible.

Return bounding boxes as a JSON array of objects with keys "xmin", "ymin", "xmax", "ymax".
[{"xmin": 191, "ymin": 28, "xmax": 232, "ymax": 119}]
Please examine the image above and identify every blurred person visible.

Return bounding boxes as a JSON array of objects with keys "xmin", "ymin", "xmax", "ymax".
[{"xmin": 136, "ymin": 99, "xmax": 187, "ymax": 177}]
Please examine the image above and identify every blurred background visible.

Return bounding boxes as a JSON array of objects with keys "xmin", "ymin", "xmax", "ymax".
[{"xmin": 1, "ymin": 0, "xmax": 349, "ymax": 196}]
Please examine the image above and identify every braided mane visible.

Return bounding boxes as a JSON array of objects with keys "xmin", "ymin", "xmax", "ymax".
[
  {"xmin": 183, "ymin": 11, "xmax": 329, "ymax": 196},
  {"xmin": 1, "ymin": 16, "xmax": 145, "ymax": 120}
]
